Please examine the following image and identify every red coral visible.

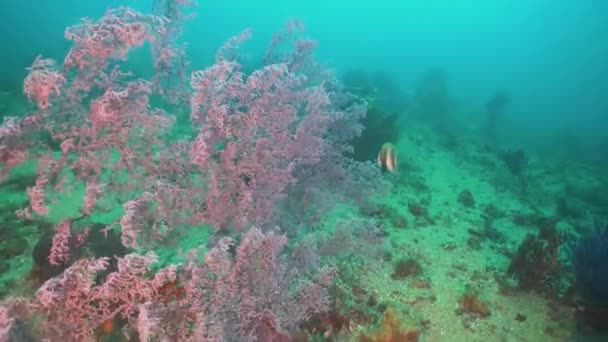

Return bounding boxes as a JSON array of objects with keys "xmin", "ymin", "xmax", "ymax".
[
  {"xmin": 48, "ymin": 220, "xmax": 72, "ymax": 266},
  {"xmin": 189, "ymin": 38, "xmax": 334, "ymax": 230}
]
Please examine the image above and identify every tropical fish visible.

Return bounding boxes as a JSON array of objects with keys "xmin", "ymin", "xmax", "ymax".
[
  {"xmin": 377, "ymin": 142, "xmax": 398, "ymax": 173},
  {"xmin": 100, "ymin": 317, "xmax": 115, "ymax": 334}
]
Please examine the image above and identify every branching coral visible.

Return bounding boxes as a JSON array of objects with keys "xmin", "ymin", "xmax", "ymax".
[{"xmin": 569, "ymin": 224, "xmax": 608, "ymax": 329}]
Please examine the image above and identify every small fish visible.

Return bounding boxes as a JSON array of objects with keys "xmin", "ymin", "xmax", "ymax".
[
  {"xmin": 100, "ymin": 317, "xmax": 115, "ymax": 334},
  {"xmin": 377, "ymin": 142, "xmax": 398, "ymax": 173}
]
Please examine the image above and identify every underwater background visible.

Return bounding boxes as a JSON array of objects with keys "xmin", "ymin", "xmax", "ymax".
[{"xmin": 0, "ymin": 0, "xmax": 607, "ymax": 341}]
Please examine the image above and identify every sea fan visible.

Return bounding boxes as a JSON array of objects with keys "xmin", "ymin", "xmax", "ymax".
[{"xmin": 570, "ymin": 224, "xmax": 608, "ymax": 306}]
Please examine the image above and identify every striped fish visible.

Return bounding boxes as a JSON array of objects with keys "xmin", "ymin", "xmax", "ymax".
[{"xmin": 377, "ymin": 142, "xmax": 398, "ymax": 173}]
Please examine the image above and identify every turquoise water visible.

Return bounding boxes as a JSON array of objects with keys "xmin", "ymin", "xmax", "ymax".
[{"xmin": 0, "ymin": 1, "xmax": 607, "ymax": 341}]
